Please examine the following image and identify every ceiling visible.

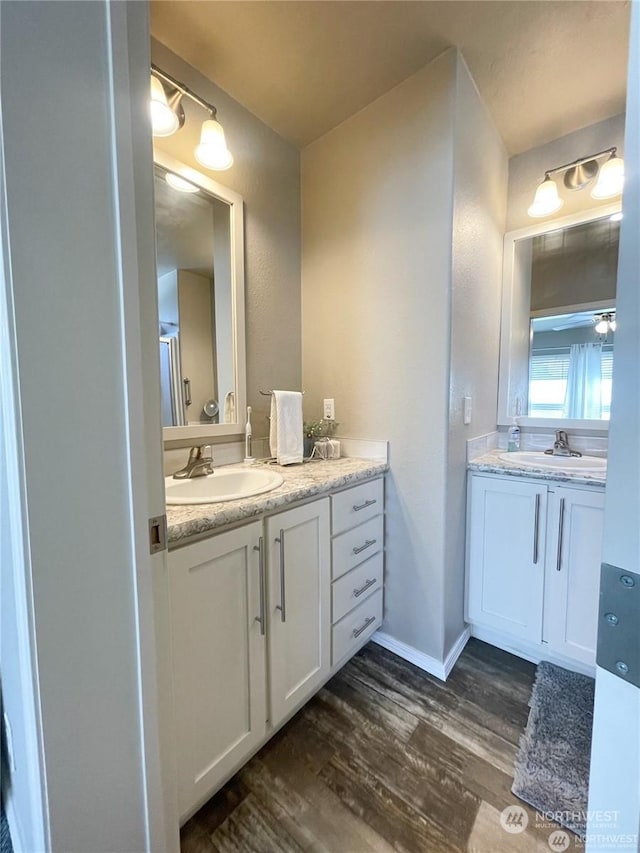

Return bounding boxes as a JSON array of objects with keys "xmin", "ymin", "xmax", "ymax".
[{"xmin": 150, "ymin": 1, "xmax": 630, "ymax": 154}]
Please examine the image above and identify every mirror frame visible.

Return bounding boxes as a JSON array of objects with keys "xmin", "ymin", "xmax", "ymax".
[
  {"xmin": 497, "ymin": 200, "xmax": 621, "ymax": 431},
  {"xmin": 153, "ymin": 149, "xmax": 247, "ymax": 441}
]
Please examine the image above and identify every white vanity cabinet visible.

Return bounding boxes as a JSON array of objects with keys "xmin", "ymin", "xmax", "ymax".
[
  {"xmin": 266, "ymin": 499, "xmax": 331, "ymax": 728},
  {"xmin": 466, "ymin": 477, "xmax": 547, "ymax": 643},
  {"xmin": 466, "ymin": 473, "xmax": 604, "ymax": 671},
  {"xmin": 330, "ymin": 478, "xmax": 385, "ymax": 665},
  {"xmin": 167, "ymin": 474, "xmax": 385, "ymax": 822},
  {"xmin": 543, "ymin": 486, "xmax": 605, "ymax": 666},
  {"xmin": 168, "ymin": 522, "xmax": 267, "ymax": 820}
]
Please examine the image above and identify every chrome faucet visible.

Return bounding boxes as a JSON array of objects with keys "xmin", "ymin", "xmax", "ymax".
[
  {"xmin": 545, "ymin": 430, "xmax": 582, "ymax": 458},
  {"xmin": 172, "ymin": 445, "xmax": 215, "ymax": 479}
]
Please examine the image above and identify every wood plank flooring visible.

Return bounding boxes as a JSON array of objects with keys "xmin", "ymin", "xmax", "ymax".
[{"xmin": 181, "ymin": 639, "xmax": 566, "ymax": 852}]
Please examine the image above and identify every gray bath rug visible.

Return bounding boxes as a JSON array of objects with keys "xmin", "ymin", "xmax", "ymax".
[{"xmin": 512, "ymin": 660, "xmax": 595, "ymax": 838}]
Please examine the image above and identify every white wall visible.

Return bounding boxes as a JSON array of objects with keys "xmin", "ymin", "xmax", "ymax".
[
  {"xmin": 151, "ymin": 41, "xmax": 301, "ymax": 442},
  {"xmin": 302, "ymin": 50, "xmax": 506, "ymax": 663},
  {"xmin": 1, "ymin": 3, "xmax": 171, "ymax": 850},
  {"xmin": 507, "ymin": 113, "xmax": 625, "ymax": 231},
  {"xmin": 587, "ymin": 5, "xmax": 640, "ymax": 846},
  {"xmin": 445, "ymin": 55, "xmax": 508, "ymax": 653}
]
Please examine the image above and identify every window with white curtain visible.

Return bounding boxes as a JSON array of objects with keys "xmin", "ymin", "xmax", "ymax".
[{"xmin": 529, "ymin": 347, "xmax": 613, "ymax": 419}]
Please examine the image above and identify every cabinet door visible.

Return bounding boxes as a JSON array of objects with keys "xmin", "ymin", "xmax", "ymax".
[
  {"xmin": 168, "ymin": 522, "xmax": 266, "ymax": 820},
  {"xmin": 544, "ymin": 487, "xmax": 605, "ymax": 666},
  {"xmin": 467, "ymin": 476, "xmax": 547, "ymax": 642},
  {"xmin": 267, "ymin": 498, "xmax": 330, "ymax": 728}
]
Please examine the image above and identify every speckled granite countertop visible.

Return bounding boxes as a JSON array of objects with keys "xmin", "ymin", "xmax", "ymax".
[
  {"xmin": 167, "ymin": 457, "xmax": 388, "ymax": 547},
  {"xmin": 468, "ymin": 449, "xmax": 606, "ymax": 488}
]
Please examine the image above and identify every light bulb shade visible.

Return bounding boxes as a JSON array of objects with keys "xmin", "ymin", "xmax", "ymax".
[
  {"xmin": 609, "ymin": 318, "xmax": 617, "ymax": 332},
  {"xmin": 595, "ymin": 318, "xmax": 609, "ymax": 334},
  {"xmin": 527, "ymin": 177, "xmax": 564, "ymax": 218},
  {"xmin": 150, "ymin": 75, "xmax": 180, "ymax": 137},
  {"xmin": 165, "ymin": 173, "xmax": 199, "ymax": 193},
  {"xmin": 591, "ymin": 155, "xmax": 624, "ymax": 199},
  {"xmin": 194, "ymin": 119, "xmax": 234, "ymax": 170}
]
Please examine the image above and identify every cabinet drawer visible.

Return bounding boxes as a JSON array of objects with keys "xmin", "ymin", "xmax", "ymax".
[
  {"xmin": 332, "ymin": 551, "xmax": 383, "ymax": 624},
  {"xmin": 332, "ymin": 589, "xmax": 383, "ymax": 666},
  {"xmin": 332, "ymin": 515, "xmax": 383, "ymax": 581},
  {"xmin": 332, "ymin": 478, "xmax": 384, "ymax": 536}
]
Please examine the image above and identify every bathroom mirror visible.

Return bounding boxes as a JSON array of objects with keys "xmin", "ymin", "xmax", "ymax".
[
  {"xmin": 498, "ymin": 202, "xmax": 621, "ymax": 429},
  {"xmin": 153, "ymin": 150, "xmax": 246, "ymax": 440}
]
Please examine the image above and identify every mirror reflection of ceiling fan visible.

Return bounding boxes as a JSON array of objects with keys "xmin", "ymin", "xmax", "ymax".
[{"xmin": 532, "ymin": 309, "xmax": 616, "ymax": 333}]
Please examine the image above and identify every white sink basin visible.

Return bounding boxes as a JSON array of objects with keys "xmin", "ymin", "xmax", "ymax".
[
  {"xmin": 499, "ymin": 451, "xmax": 606, "ymax": 473},
  {"xmin": 165, "ymin": 468, "xmax": 284, "ymax": 505}
]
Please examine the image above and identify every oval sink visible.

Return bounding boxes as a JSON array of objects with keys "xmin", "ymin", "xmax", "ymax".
[
  {"xmin": 165, "ymin": 468, "xmax": 284, "ymax": 505},
  {"xmin": 499, "ymin": 451, "xmax": 606, "ymax": 473}
]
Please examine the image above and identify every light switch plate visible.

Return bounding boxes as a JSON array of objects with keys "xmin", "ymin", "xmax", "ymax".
[{"xmin": 463, "ymin": 396, "xmax": 472, "ymax": 425}]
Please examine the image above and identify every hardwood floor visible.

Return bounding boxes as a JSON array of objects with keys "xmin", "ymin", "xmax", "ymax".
[{"xmin": 181, "ymin": 639, "xmax": 564, "ymax": 852}]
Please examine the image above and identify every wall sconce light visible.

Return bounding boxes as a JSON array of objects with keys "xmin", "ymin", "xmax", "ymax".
[
  {"xmin": 150, "ymin": 64, "xmax": 234, "ymax": 171},
  {"xmin": 528, "ymin": 147, "xmax": 624, "ymax": 218},
  {"xmin": 594, "ymin": 312, "xmax": 616, "ymax": 335}
]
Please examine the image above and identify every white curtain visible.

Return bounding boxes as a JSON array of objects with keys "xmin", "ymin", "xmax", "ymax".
[{"xmin": 563, "ymin": 342, "xmax": 603, "ymax": 419}]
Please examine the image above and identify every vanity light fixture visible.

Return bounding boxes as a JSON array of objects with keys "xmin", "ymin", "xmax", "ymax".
[
  {"xmin": 594, "ymin": 312, "xmax": 616, "ymax": 335},
  {"xmin": 150, "ymin": 64, "xmax": 234, "ymax": 171},
  {"xmin": 165, "ymin": 172, "xmax": 200, "ymax": 193},
  {"xmin": 528, "ymin": 147, "xmax": 624, "ymax": 218}
]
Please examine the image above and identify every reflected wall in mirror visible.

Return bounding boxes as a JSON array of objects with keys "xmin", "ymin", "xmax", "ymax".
[
  {"xmin": 498, "ymin": 203, "xmax": 621, "ymax": 429},
  {"xmin": 153, "ymin": 151, "xmax": 246, "ymax": 440}
]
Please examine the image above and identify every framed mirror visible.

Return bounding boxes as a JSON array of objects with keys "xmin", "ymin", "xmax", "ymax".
[
  {"xmin": 498, "ymin": 202, "xmax": 621, "ymax": 430},
  {"xmin": 153, "ymin": 150, "xmax": 246, "ymax": 440}
]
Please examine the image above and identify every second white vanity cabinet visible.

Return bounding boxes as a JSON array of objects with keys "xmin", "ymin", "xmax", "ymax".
[{"xmin": 466, "ymin": 472, "xmax": 604, "ymax": 671}]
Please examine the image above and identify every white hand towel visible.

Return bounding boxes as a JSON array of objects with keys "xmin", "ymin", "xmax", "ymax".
[{"xmin": 269, "ymin": 391, "xmax": 303, "ymax": 465}]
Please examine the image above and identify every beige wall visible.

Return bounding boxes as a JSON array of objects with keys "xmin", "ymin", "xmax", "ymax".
[
  {"xmin": 303, "ymin": 51, "xmax": 457, "ymax": 657},
  {"xmin": 303, "ymin": 50, "xmax": 506, "ymax": 662},
  {"xmin": 151, "ymin": 40, "xmax": 301, "ymax": 440},
  {"xmin": 444, "ymin": 56, "xmax": 508, "ymax": 653},
  {"xmin": 507, "ymin": 113, "xmax": 625, "ymax": 231}
]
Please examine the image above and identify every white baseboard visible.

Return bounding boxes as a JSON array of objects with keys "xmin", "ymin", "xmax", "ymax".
[
  {"xmin": 470, "ymin": 625, "xmax": 596, "ymax": 678},
  {"xmin": 443, "ymin": 626, "xmax": 472, "ymax": 678},
  {"xmin": 372, "ymin": 626, "xmax": 470, "ymax": 682}
]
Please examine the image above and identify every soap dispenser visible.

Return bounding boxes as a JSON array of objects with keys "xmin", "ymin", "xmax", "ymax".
[{"xmin": 507, "ymin": 417, "xmax": 521, "ymax": 452}]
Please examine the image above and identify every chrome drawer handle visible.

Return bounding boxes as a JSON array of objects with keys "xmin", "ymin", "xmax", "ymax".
[
  {"xmin": 353, "ymin": 498, "xmax": 376, "ymax": 511},
  {"xmin": 274, "ymin": 528, "xmax": 286, "ymax": 622},
  {"xmin": 352, "ymin": 615, "xmax": 376, "ymax": 639},
  {"xmin": 533, "ymin": 493, "xmax": 541, "ymax": 565},
  {"xmin": 353, "ymin": 578, "xmax": 376, "ymax": 598},
  {"xmin": 556, "ymin": 498, "xmax": 565, "ymax": 572},
  {"xmin": 253, "ymin": 537, "xmax": 266, "ymax": 636},
  {"xmin": 352, "ymin": 538, "xmax": 376, "ymax": 555}
]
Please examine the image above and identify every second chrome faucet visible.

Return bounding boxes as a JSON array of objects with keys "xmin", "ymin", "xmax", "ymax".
[{"xmin": 545, "ymin": 430, "xmax": 582, "ymax": 458}]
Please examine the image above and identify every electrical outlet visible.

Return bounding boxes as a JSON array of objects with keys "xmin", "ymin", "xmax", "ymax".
[{"xmin": 323, "ymin": 398, "xmax": 335, "ymax": 420}]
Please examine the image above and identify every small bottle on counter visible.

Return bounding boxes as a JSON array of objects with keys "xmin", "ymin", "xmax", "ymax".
[{"xmin": 507, "ymin": 418, "xmax": 521, "ymax": 452}]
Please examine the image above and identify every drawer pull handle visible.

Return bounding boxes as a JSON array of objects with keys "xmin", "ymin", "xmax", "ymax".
[
  {"xmin": 274, "ymin": 528, "xmax": 286, "ymax": 622},
  {"xmin": 556, "ymin": 498, "xmax": 565, "ymax": 572},
  {"xmin": 353, "ymin": 538, "xmax": 376, "ymax": 556},
  {"xmin": 352, "ymin": 615, "xmax": 376, "ymax": 639},
  {"xmin": 353, "ymin": 578, "xmax": 377, "ymax": 598},
  {"xmin": 533, "ymin": 493, "xmax": 541, "ymax": 565},
  {"xmin": 353, "ymin": 498, "xmax": 377, "ymax": 511},
  {"xmin": 253, "ymin": 537, "xmax": 266, "ymax": 636}
]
